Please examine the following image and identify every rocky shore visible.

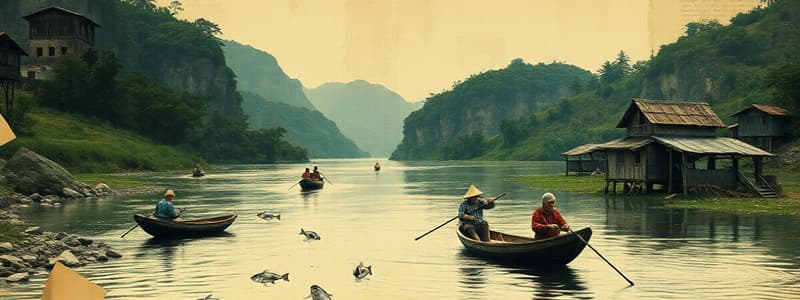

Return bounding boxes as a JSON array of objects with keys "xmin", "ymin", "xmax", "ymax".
[{"xmin": 0, "ymin": 148, "xmax": 139, "ymax": 285}]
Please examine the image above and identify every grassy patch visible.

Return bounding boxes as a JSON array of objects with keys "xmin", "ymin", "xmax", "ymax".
[
  {"xmin": 512, "ymin": 169, "xmax": 800, "ymax": 215},
  {"xmin": 512, "ymin": 175, "xmax": 606, "ymax": 193},
  {"xmin": 0, "ymin": 222, "xmax": 26, "ymax": 243},
  {"xmin": 0, "ymin": 108, "xmax": 204, "ymax": 173},
  {"xmin": 74, "ymin": 173, "xmax": 150, "ymax": 188}
]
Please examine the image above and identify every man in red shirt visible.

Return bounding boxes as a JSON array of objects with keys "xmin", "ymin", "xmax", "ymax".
[{"xmin": 531, "ymin": 192, "xmax": 569, "ymax": 239}]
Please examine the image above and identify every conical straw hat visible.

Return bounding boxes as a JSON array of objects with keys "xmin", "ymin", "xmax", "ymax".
[
  {"xmin": 0, "ymin": 114, "xmax": 16, "ymax": 147},
  {"xmin": 463, "ymin": 185, "xmax": 483, "ymax": 199},
  {"xmin": 41, "ymin": 262, "xmax": 106, "ymax": 300}
]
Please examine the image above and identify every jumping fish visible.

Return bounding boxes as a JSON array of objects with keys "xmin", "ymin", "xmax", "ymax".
[
  {"xmin": 352, "ymin": 262, "xmax": 373, "ymax": 279},
  {"xmin": 299, "ymin": 228, "xmax": 321, "ymax": 240},
  {"xmin": 307, "ymin": 284, "xmax": 333, "ymax": 300},
  {"xmin": 256, "ymin": 211, "xmax": 281, "ymax": 221},
  {"xmin": 250, "ymin": 270, "xmax": 290, "ymax": 285}
]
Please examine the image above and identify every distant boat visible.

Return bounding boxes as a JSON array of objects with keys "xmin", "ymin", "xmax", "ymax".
[
  {"xmin": 374, "ymin": 165, "xmax": 381, "ymax": 171},
  {"xmin": 192, "ymin": 170, "xmax": 205, "ymax": 177},
  {"xmin": 457, "ymin": 226, "xmax": 592, "ymax": 266},
  {"xmin": 299, "ymin": 178, "xmax": 324, "ymax": 191},
  {"xmin": 133, "ymin": 214, "xmax": 236, "ymax": 239}
]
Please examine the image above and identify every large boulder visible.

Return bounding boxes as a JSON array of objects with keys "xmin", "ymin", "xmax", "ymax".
[{"xmin": 1, "ymin": 148, "xmax": 92, "ymax": 196}]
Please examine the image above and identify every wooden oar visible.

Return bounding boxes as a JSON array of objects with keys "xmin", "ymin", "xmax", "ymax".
[
  {"xmin": 568, "ymin": 228, "xmax": 634, "ymax": 286},
  {"xmin": 320, "ymin": 173, "xmax": 333, "ymax": 185},
  {"xmin": 414, "ymin": 192, "xmax": 506, "ymax": 241},
  {"xmin": 120, "ymin": 224, "xmax": 138, "ymax": 238},
  {"xmin": 288, "ymin": 180, "xmax": 301, "ymax": 190}
]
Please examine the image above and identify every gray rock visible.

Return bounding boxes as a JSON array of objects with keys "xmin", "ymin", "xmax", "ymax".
[
  {"xmin": 77, "ymin": 237, "xmax": 93, "ymax": 246},
  {"xmin": 17, "ymin": 198, "xmax": 32, "ymax": 205},
  {"xmin": 24, "ymin": 226, "xmax": 43, "ymax": 235},
  {"xmin": 1, "ymin": 148, "xmax": 92, "ymax": 196},
  {"xmin": 0, "ymin": 255, "xmax": 26, "ymax": 269},
  {"xmin": 62, "ymin": 187, "xmax": 82, "ymax": 198},
  {"xmin": 56, "ymin": 250, "xmax": 81, "ymax": 267},
  {"xmin": 29, "ymin": 193, "xmax": 42, "ymax": 201},
  {"xmin": 0, "ymin": 242, "xmax": 12, "ymax": 253},
  {"xmin": 21, "ymin": 255, "xmax": 37, "ymax": 264},
  {"xmin": 105, "ymin": 249, "xmax": 122, "ymax": 258},
  {"xmin": 94, "ymin": 183, "xmax": 114, "ymax": 195},
  {"xmin": 5, "ymin": 272, "xmax": 29, "ymax": 282},
  {"xmin": 41, "ymin": 198, "xmax": 53, "ymax": 204},
  {"xmin": 54, "ymin": 232, "xmax": 67, "ymax": 240},
  {"xmin": 64, "ymin": 237, "xmax": 81, "ymax": 247},
  {"xmin": 95, "ymin": 254, "xmax": 108, "ymax": 262}
]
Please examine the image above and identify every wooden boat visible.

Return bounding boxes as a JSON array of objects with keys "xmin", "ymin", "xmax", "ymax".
[
  {"xmin": 299, "ymin": 178, "xmax": 324, "ymax": 191},
  {"xmin": 374, "ymin": 166, "xmax": 381, "ymax": 171},
  {"xmin": 191, "ymin": 171, "xmax": 205, "ymax": 177},
  {"xmin": 457, "ymin": 226, "xmax": 592, "ymax": 266},
  {"xmin": 133, "ymin": 214, "xmax": 237, "ymax": 238}
]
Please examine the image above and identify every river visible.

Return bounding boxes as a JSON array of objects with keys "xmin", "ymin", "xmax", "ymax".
[{"xmin": 2, "ymin": 159, "xmax": 799, "ymax": 299}]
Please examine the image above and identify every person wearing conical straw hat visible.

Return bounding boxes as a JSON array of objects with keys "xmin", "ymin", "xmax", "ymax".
[{"xmin": 457, "ymin": 185, "xmax": 498, "ymax": 242}]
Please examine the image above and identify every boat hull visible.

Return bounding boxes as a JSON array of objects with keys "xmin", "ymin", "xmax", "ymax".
[
  {"xmin": 299, "ymin": 178, "xmax": 324, "ymax": 191},
  {"xmin": 134, "ymin": 214, "xmax": 236, "ymax": 239},
  {"xmin": 457, "ymin": 226, "xmax": 592, "ymax": 266}
]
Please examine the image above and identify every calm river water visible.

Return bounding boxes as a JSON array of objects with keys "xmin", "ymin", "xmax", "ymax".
[{"xmin": 2, "ymin": 159, "xmax": 799, "ymax": 299}]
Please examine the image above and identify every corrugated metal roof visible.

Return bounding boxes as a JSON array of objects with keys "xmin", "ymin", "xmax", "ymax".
[
  {"xmin": 595, "ymin": 137, "xmax": 654, "ymax": 151},
  {"xmin": 617, "ymin": 98, "xmax": 726, "ymax": 128},
  {"xmin": 730, "ymin": 104, "xmax": 793, "ymax": 117},
  {"xmin": 562, "ymin": 144, "xmax": 601, "ymax": 156},
  {"xmin": 652, "ymin": 136, "xmax": 774, "ymax": 156}
]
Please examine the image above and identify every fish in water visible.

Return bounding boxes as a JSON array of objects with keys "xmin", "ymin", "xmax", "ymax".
[
  {"xmin": 256, "ymin": 211, "xmax": 281, "ymax": 221},
  {"xmin": 307, "ymin": 284, "xmax": 333, "ymax": 300},
  {"xmin": 352, "ymin": 262, "xmax": 372, "ymax": 279},
  {"xmin": 299, "ymin": 228, "xmax": 321, "ymax": 240},
  {"xmin": 250, "ymin": 270, "xmax": 290, "ymax": 285},
  {"xmin": 197, "ymin": 295, "xmax": 218, "ymax": 300}
]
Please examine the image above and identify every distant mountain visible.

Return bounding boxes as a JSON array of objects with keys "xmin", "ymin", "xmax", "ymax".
[
  {"xmin": 223, "ymin": 40, "xmax": 316, "ymax": 110},
  {"xmin": 305, "ymin": 80, "xmax": 422, "ymax": 157},
  {"xmin": 241, "ymin": 91, "xmax": 368, "ymax": 158}
]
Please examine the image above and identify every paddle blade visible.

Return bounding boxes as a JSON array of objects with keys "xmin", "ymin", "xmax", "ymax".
[{"xmin": 41, "ymin": 262, "xmax": 107, "ymax": 300}]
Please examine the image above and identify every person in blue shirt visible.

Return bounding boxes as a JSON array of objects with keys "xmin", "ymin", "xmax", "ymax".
[
  {"xmin": 458, "ymin": 185, "xmax": 498, "ymax": 242},
  {"xmin": 154, "ymin": 189, "xmax": 184, "ymax": 221}
]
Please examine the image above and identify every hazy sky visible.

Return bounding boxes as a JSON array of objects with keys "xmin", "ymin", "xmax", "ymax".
[{"xmin": 156, "ymin": 0, "xmax": 759, "ymax": 102}]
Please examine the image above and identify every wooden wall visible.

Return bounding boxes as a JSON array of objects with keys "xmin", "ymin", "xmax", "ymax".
[
  {"xmin": 607, "ymin": 150, "xmax": 646, "ymax": 181},
  {"xmin": 736, "ymin": 110, "xmax": 789, "ymax": 137}
]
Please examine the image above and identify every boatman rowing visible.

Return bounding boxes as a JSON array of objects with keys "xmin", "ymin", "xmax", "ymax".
[
  {"xmin": 531, "ymin": 192, "xmax": 569, "ymax": 239},
  {"xmin": 154, "ymin": 189, "xmax": 184, "ymax": 222},
  {"xmin": 458, "ymin": 185, "xmax": 498, "ymax": 242}
]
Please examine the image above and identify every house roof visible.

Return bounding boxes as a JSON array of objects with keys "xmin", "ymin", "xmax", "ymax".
[
  {"xmin": 562, "ymin": 144, "xmax": 602, "ymax": 156},
  {"xmin": 0, "ymin": 32, "xmax": 28, "ymax": 56},
  {"xmin": 22, "ymin": 6, "xmax": 101, "ymax": 28},
  {"xmin": 730, "ymin": 104, "xmax": 793, "ymax": 117},
  {"xmin": 652, "ymin": 135, "xmax": 774, "ymax": 156},
  {"xmin": 616, "ymin": 98, "xmax": 726, "ymax": 128},
  {"xmin": 595, "ymin": 137, "xmax": 655, "ymax": 151}
]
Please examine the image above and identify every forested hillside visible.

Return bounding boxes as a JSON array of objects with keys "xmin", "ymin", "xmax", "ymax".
[
  {"xmin": 305, "ymin": 80, "xmax": 421, "ymax": 157},
  {"xmin": 391, "ymin": 61, "xmax": 592, "ymax": 160},
  {"xmin": 0, "ymin": 0, "xmax": 309, "ymax": 167},
  {"xmin": 223, "ymin": 40, "xmax": 317, "ymax": 110},
  {"xmin": 480, "ymin": 0, "xmax": 800, "ymax": 161},
  {"xmin": 241, "ymin": 92, "xmax": 368, "ymax": 158},
  {"xmin": 225, "ymin": 41, "xmax": 369, "ymax": 158}
]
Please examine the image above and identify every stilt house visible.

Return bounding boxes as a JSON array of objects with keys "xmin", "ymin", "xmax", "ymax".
[
  {"xmin": 596, "ymin": 99, "xmax": 776, "ymax": 197},
  {"xmin": 729, "ymin": 104, "xmax": 793, "ymax": 152}
]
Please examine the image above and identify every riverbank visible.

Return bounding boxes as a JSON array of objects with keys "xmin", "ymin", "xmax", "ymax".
[{"xmin": 512, "ymin": 168, "xmax": 800, "ymax": 215}]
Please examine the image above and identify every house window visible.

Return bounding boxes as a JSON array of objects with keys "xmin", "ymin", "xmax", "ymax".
[
  {"xmin": 48, "ymin": 47, "xmax": 55, "ymax": 56},
  {"xmin": 36, "ymin": 47, "xmax": 43, "ymax": 57},
  {"xmin": 61, "ymin": 47, "xmax": 67, "ymax": 55}
]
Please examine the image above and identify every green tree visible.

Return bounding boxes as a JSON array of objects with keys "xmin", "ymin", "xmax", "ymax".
[{"xmin": 684, "ymin": 20, "xmax": 723, "ymax": 37}]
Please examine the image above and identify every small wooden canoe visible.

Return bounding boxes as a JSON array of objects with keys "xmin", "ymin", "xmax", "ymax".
[
  {"xmin": 133, "ymin": 214, "xmax": 237, "ymax": 239},
  {"xmin": 374, "ymin": 166, "xmax": 381, "ymax": 171},
  {"xmin": 191, "ymin": 171, "xmax": 205, "ymax": 177},
  {"xmin": 457, "ymin": 226, "xmax": 592, "ymax": 266},
  {"xmin": 299, "ymin": 178, "xmax": 324, "ymax": 191}
]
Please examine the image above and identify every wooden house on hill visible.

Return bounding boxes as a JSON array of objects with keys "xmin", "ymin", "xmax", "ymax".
[
  {"xmin": 562, "ymin": 143, "xmax": 606, "ymax": 175},
  {"xmin": 0, "ymin": 32, "xmax": 27, "ymax": 123},
  {"xmin": 595, "ymin": 98, "xmax": 776, "ymax": 197},
  {"xmin": 729, "ymin": 104, "xmax": 793, "ymax": 152},
  {"xmin": 20, "ymin": 6, "xmax": 101, "ymax": 80}
]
